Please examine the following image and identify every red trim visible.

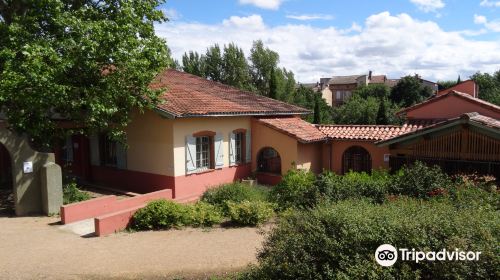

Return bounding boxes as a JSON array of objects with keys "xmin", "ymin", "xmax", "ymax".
[
  {"xmin": 193, "ymin": 130, "xmax": 216, "ymax": 137},
  {"xmin": 90, "ymin": 166, "xmax": 175, "ymax": 195},
  {"xmin": 256, "ymin": 172, "xmax": 282, "ymax": 186}
]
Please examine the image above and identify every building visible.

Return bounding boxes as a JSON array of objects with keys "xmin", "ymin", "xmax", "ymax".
[{"xmin": 53, "ymin": 70, "xmax": 499, "ymax": 202}]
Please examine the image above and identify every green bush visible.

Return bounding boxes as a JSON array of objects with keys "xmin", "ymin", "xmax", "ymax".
[
  {"xmin": 187, "ymin": 201, "xmax": 223, "ymax": 227},
  {"xmin": 269, "ymin": 169, "xmax": 318, "ymax": 210},
  {"xmin": 132, "ymin": 200, "xmax": 225, "ymax": 230},
  {"xmin": 243, "ymin": 199, "xmax": 500, "ymax": 279},
  {"xmin": 132, "ymin": 199, "xmax": 190, "ymax": 230},
  {"xmin": 201, "ymin": 183, "xmax": 269, "ymax": 214},
  {"xmin": 63, "ymin": 181, "xmax": 91, "ymax": 204},
  {"xmin": 391, "ymin": 161, "xmax": 453, "ymax": 198},
  {"xmin": 316, "ymin": 169, "xmax": 391, "ymax": 203},
  {"xmin": 226, "ymin": 200, "xmax": 275, "ymax": 226}
]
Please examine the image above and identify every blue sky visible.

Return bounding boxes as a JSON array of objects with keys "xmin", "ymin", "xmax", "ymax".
[{"xmin": 156, "ymin": 0, "xmax": 500, "ymax": 82}]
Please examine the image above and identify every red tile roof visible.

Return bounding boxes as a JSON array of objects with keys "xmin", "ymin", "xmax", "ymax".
[
  {"xmin": 257, "ymin": 117, "xmax": 328, "ymax": 143},
  {"xmin": 316, "ymin": 124, "xmax": 422, "ymax": 141},
  {"xmin": 369, "ymin": 75, "xmax": 387, "ymax": 84},
  {"xmin": 150, "ymin": 69, "xmax": 310, "ymax": 118},
  {"xmin": 397, "ymin": 90, "xmax": 500, "ymax": 115}
]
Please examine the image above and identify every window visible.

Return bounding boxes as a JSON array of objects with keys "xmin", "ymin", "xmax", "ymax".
[
  {"xmin": 234, "ymin": 132, "xmax": 243, "ymax": 163},
  {"xmin": 101, "ymin": 135, "xmax": 117, "ymax": 166},
  {"xmin": 336, "ymin": 91, "xmax": 342, "ymax": 100},
  {"xmin": 196, "ymin": 136, "xmax": 210, "ymax": 169},
  {"xmin": 257, "ymin": 147, "xmax": 281, "ymax": 174},
  {"xmin": 61, "ymin": 136, "xmax": 73, "ymax": 162},
  {"xmin": 343, "ymin": 91, "xmax": 352, "ymax": 100}
]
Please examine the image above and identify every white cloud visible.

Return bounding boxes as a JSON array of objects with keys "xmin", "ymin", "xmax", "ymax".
[
  {"xmin": 239, "ymin": 0, "xmax": 283, "ymax": 10},
  {"xmin": 474, "ymin": 14, "xmax": 500, "ymax": 32},
  {"xmin": 286, "ymin": 14, "xmax": 334, "ymax": 21},
  {"xmin": 410, "ymin": 0, "xmax": 445, "ymax": 12},
  {"xmin": 222, "ymin": 15, "xmax": 265, "ymax": 30},
  {"xmin": 156, "ymin": 12, "xmax": 500, "ymax": 82},
  {"xmin": 480, "ymin": 0, "xmax": 500, "ymax": 7},
  {"xmin": 162, "ymin": 8, "xmax": 181, "ymax": 20}
]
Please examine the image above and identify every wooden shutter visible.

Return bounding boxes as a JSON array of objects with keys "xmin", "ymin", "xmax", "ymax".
[
  {"xmin": 229, "ymin": 132, "xmax": 236, "ymax": 166},
  {"xmin": 215, "ymin": 132, "xmax": 224, "ymax": 168},
  {"xmin": 186, "ymin": 135, "xmax": 197, "ymax": 174},
  {"xmin": 245, "ymin": 130, "xmax": 251, "ymax": 163},
  {"xmin": 89, "ymin": 134, "xmax": 100, "ymax": 166},
  {"xmin": 116, "ymin": 142, "xmax": 127, "ymax": 169}
]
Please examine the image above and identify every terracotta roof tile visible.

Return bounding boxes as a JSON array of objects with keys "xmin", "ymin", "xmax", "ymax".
[
  {"xmin": 316, "ymin": 124, "xmax": 422, "ymax": 141},
  {"xmin": 150, "ymin": 69, "xmax": 310, "ymax": 117},
  {"xmin": 257, "ymin": 117, "xmax": 328, "ymax": 143}
]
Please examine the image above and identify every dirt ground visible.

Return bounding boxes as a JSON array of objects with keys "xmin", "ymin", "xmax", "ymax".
[{"xmin": 0, "ymin": 215, "xmax": 267, "ymax": 279}]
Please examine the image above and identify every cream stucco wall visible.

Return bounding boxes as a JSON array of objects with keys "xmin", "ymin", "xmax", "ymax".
[
  {"xmin": 251, "ymin": 120, "xmax": 298, "ymax": 174},
  {"xmin": 172, "ymin": 117, "xmax": 251, "ymax": 176},
  {"xmin": 125, "ymin": 109, "xmax": 175, "ymax": 176}
]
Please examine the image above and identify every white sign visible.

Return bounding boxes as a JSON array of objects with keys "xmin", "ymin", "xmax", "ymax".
[
  {"xmin": 23, "ymin": 161, "xmax": 33, "ymax": 173},
  {"xmin": 384, "ymin": 154, "xmax": 391, "ymax": 162}
]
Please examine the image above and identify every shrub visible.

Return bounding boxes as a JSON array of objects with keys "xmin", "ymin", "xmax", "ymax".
[
  {"xmin": 243, "ymin": 199, "xmax": 499, "ymax": 279},
  {"xmin": 201, "ymin": 183, "xmax": 269, "ymax": 214},
  {"xmin": 226, "ymin": 200, "xmax": 275, "ymax": 226},
  {"xmin": 132, "ymin": 199, "xmax": 190, "ymax": 230},
  {"xmin": 187, "ymin": 202, "xmax": 223, "ymax": 227},
  {"xmin": 269, "ymin": 169, "xmax": 318, "ymax": 210},
  {"xmin": 316, "ymin": 169, "xmax": 391, "ymax": 203},
  {"xmin": 391, "ymin": 161, "xmax": 453, "ymax": 198},
  {"xmin": 63, "ymin": 181, "xmax": 91, "ymax": 204},
  {"xmin": 445, "ymin": 184, "xmax": 500, "ymax": 211}
]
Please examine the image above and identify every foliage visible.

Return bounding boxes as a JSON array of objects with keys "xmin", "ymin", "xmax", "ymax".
[
  {"xmin": 226, "ymin": 200, "xmax": 275, "ymax": 226},
  {"xmin": 63, "ymin": 181, "xmax": 91, "ymax": 205},
  {"xmin": 391, "ymin": 161, "xmax": 453, "ymax": 198},
  {"xmin": 294, "ymin": 85, "xmax": 332, "ymax": 124},
  {"xmin": 390, "ymin": 75, "xmax": 433, "ymax": 107},
  {"xmin": 332, "ymin": 95, "xmax": 380, "ymax": 124},
  {"xmin": 438, "ymin": 80, "xmax": 458, "ymax": 90},
  {"xmin": 269, "ymin": 169, "xmax": 318, "ymax": 210},
  {"xmin": 0, "ymin": 0, "xmax": 172, "ymax": 147},
  {"xmin": 201, "ymin": 183, "xmax": 269, "ymax": 214},
  {"xmin": 316, "ymin": 170, "xmax": 391, "ymax": 203},
  {"xmin": 471, "ymin": 70, "xmax": 500, "ymax": 105},
  {"xmin": 243, "ymin": 199, "xmax": 500, "ymax": 279},
  {"xmin": 132, "ymin": 199, "xmax": 190, "ymax": 230},
  {"xmin": 186, "ymin": 202, "xmax": 223, "ymax": 227},
  {"xmin": 376, "ymin": 97, "xmax": 389, "ymax": 124},
  {"xmin": 355, "ymin": 84, "xmax": 391, "ymax": 100},
  {"xmin": 249, "ymin": 40, "xmax": 280, "ymax": 97}
]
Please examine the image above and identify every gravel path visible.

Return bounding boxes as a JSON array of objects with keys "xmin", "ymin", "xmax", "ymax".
[{"xmin": 0, "ymin": 215, "xmax": 266, "ymax": 279}]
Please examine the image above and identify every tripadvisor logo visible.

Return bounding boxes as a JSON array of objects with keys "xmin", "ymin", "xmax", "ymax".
[{"xmin": 375, "ymin": 244, "xmax": 481, "ymax": 267}]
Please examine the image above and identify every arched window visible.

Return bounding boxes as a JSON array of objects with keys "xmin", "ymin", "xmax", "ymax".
[
  {"xmin": 257, "ymin": 147, "xmax": 281, "ymax": 174},
  {"xmin": 342, "ymin": 146, "xmax": 372, "ymax": 174}
]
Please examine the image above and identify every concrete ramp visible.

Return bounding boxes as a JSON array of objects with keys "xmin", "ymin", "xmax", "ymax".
[{"xmin": 60, "ymin": 189, "xmax": 173, "ymax": 236}]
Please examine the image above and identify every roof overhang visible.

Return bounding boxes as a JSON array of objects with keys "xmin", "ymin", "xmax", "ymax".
[
  {"xmin": 376, "ymin": 117, "xmax": 500, "ymax": 147},
  {"xmin": 154, "ymin": 107, "xmax": 311, "ymax": 119}
]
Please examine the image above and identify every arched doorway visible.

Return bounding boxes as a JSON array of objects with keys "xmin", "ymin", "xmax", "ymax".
[
  {"xmin": 257, "ymin": 147, "xmax": 281, "ymax": 174},
  {"xmin": 342, "ymin": 146, "xmax": 372, "ymax": 174},
  {"xmin": 0, "ymin": 143, "xmax": 13, "ymax": 216}
]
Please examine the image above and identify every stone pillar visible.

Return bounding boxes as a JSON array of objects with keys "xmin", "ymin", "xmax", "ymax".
[{"xmin": 40, "ymin": 162, "xmax": 63, "ymax": 215}]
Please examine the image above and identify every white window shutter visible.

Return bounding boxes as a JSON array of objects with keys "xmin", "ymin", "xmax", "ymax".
[
  {"xmin": 116, "ymin": 142, "xmax": 127, "ymax": 169},
  {"xmin": 186, "ymin": 135, "xmax": 197, "ymax": 174},
  {"xmin": 89, "ymin": 134, "xmax": 100, "ymax": 166},
  {"xmin": 245, "ymin": 130, "xmax": 251, "ymax": 163},
  {"xmin": 215, "ymin": 132, "xmax": 224, "ymax": 168},
  {"xmin": 229, "ymin": 132, "xmax": 236, "ymax": 166}
]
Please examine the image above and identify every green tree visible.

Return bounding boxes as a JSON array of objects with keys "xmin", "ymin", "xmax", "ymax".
[
  {"xmin": 249, "ymin": 40, "xmax": 279, "ymax": 97},
  {"xmin": 355, "ymin": 84, "xmax": 390, "ymax": 100},
  {"xmin": 268, "ymin": 67, "xmax": 278, "ymax": 99},
  {"xmin": 0, "ymin": 0, "xmax": 172, "ymax": 147},
  {"xmin": 204, "ymin": 44, "xmax": 223, "ymax": 82},
  {"xmin": 457, "ymin": 75, "xmax": 461, "ymax": 84},
  {"xmin": 313, "ymin": 96, "xmax": 321, "ymax": 124},
  {"xmin": 438, "ymin": 80, "xmax": 458, "ymax": 90},
  {"xmin": 221, "ymin": 43, "xmax": 252, "ymax": 90},
  {"xmin": 390, "ymin": 75, "xmax": 433, "ymax": 107},
  {"xmin": 332, "ymin": 95, "xmax": 379, "ymax": 124},
  {"xmin": 471, "ymin": 70, "xmax": 500, "ymax": 105},
  {"xmin": 376, "ymin": 98, "xmax": 389, "ymax": 125},
  {"xmin": 182, "ymin": 51, "xmax": 205, "ymax": 77},
  {"xmin": 293, "ymin": 85, "xmax": 331, "ymax": 124}
]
